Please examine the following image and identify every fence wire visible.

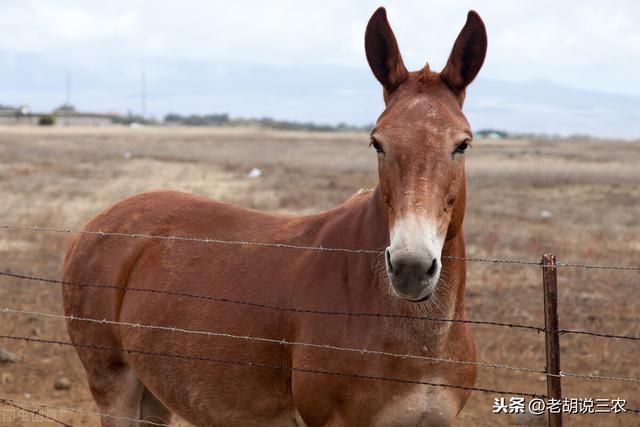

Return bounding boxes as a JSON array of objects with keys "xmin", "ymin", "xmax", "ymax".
[
  {"xmin": 0, "ymin": 269, "xmax": 546, "ymax": 332},
  {"xmin": 2, "ymin": 269, "xmax": 639, "ymax": 342},
  {"xmin": 3, "ymin": 306, "xmax": 637, "ymax": 385},
  {"xmin": 0, "ymin": 398, "xmax": 72, "ymax": 427},
  {"xmin": 0, "ymin": 396, "xmax": 176, "ymax": 426},
  {"xmin": 557, "ymin": 328, "xmax": 640, "ymax": 341},
  {"xmin": 0, "ymin": 332, "xmax": 546, "ymax": 399},
  {"xmin": 0, "ymin": 306, "xmax": 546, "ymax": 375},
  {"xmin": 1, "ymin": 222, "xmax": 639, "ymax": 420},
  {"xmin": 1, "ymin": 223, "xmax": 639, "ymax": 271}
]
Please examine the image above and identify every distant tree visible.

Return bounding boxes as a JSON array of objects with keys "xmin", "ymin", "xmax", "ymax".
[
  {"xmin": 38, "ymin": 115, "xmax": 56, "ymax": 126},
  {"xmin": 113, "ymin": 114, "xmax": 156, "ymax": 125},
  {"xmin": 164, "ymin": 113, "xmax": 230, "ymax": 126},
  {"xmin": 162, "ymin": 112, "xmax": 370, "ymax": 132}
]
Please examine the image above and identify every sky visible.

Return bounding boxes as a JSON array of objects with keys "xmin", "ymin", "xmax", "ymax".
[{"xmin": 1, "ymin": 0, "xmax": 640, "ymax": 138}]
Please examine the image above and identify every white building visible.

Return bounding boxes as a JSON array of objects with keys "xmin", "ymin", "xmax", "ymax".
[{"xmin": 0, "ymin": 105, "xmax": 115, "ymax": 127}]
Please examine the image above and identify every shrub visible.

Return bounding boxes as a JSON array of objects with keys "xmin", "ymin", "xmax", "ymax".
[{"xmin": 38, "ymin": 115, "xmax": 56, "ymax": 126}]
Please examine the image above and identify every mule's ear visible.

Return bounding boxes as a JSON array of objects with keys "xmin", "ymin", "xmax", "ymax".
[
  {"xmin": 441, "ymin": 11, "xmax": 487, "ymax": 92},
  {"xmin": 365, "ymin": 7, "xmax": 408, "ymax": 92}
]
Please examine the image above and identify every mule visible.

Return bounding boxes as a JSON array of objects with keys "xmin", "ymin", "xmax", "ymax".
[{"xmin": 62, "ymin": 7, "xmax": 487, "ymax": 426}]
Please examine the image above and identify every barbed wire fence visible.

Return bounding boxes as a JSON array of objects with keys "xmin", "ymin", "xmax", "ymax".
[
  {"xmin": 2, "ymin": 224, "xmax": 640, "ymax": 272},
  {"xmin": 0, "ymin": 223, "xmax": 638, "ymax": 426}
]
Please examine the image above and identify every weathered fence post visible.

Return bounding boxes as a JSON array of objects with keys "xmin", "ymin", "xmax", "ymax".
[{"xmin": 542, "ymin": 254, "xmax": 562, "ymax": 427}]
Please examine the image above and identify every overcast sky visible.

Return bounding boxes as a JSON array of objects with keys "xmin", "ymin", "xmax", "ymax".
[{"xmin": 2, "ymin": 1, "xmax": 640, "ymax": 137}]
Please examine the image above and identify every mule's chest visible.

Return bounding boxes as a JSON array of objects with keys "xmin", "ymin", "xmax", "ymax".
[{"xmin": 370, "ymin": 383, "xmax": 459, "ymax": 426}]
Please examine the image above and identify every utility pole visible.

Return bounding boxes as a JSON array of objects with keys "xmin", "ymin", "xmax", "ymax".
[
  {"xmin": 141, "ymin": 70, "xmax": 147, "ymax": 119},
  {"xmin": 65, "ymin": 73, "xmax": 72, "ymax": 107}
]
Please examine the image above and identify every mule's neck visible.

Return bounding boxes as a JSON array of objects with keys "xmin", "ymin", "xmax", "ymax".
[{"xmin": 356, "ymin": 186, "xmax": 390, "ymax": 250}]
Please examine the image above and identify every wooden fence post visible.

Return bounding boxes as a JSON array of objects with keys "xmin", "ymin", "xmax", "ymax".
[{"xmin": 542, "ymin": 254, "xmax": 562, "ymax": 427}]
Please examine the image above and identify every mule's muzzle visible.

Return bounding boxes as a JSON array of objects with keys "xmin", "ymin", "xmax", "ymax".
[{"xmin": 385, "ymin": 248, "xmax": 441, "ymax": 302}]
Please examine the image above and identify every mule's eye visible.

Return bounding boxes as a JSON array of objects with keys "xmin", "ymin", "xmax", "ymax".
[
  {"xmin": 370, "ymin": 138, "xmax": 384, "ymax": 154},
  {"xmin": 453, "ymin": 139, "xmax": 471, "ymax": 156}
]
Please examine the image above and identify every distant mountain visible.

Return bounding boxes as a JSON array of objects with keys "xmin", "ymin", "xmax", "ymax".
[
  {"xmin": 1, "ymin": 53, "xmax": 639, "ymax": 139},
  {"xmin": 466, "ymin": 79, "xmax": 640, "ymax": 139}
]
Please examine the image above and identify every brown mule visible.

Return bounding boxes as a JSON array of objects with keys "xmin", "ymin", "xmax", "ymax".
[{"xmin": 62, "ymin": 7, "xmax": 487, "ymax": 426}]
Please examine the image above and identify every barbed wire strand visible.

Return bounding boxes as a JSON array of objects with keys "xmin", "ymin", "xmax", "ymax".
[
  {"xmin": 4, "ymin": 269, "xmax": 640, "ymax": 342},
  {"xmin": 4, "ymin": 307, "xmax": 638, "ymax": 385},
  {"xmin": 0, "ymin": 306, "xmax": 546, "ymax": 375},
  {"xmin": 0, "ymin": 332, "xmax": 545, "ymax": 399},
  {"xmin": 556, "ymin": 261, "xmax": 640, "ymax": 271},
  {"xmin": 0, "ymin": 269, "xmax": 546, "ymax": 333},
  {"xmin": 0, "ymin": 398, "xmax": 72, "ymax": 427},
  {"xmin": 555, "ymin": 328, "xmax": 639, "ymax": 342},
  {"xmin": 1, "ymin": 223, "xmax": 639, "ymax": 271},
  {"xmin": 446, "ymin": 254, "xmax": 542, "ymax": 266},
  {"xmin": 0, "ymin": 396, "xmax": 176, "ymax": 427},
  {"xmin": 557, "ymin": 328, "xmax": 640, "ymax": 341},
  {"xmin": 0, "ymin": 224, "xmax": 381, "ymax": 254},
  {"xmin": 557, "ymin": 371, "xmax": 640, "ymax": 384}
]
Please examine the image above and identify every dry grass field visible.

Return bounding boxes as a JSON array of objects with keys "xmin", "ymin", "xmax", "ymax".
[{"xmin": 0, "ymin": 126, "xmax": 638, "ymax": 426}]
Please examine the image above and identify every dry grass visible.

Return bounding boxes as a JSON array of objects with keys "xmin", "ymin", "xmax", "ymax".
[{"xmin": 0, "ymin": 126, "xmax": 638, "ymax": 426}]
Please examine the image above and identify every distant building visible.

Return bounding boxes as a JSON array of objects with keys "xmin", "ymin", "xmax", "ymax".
[
  {"xmin": 53, "ymin": 105, "xmax": 115, "ymax": 127},
  {"xmin": 0, "ymin": 104, "xmax": 115, "ymax": 127},
  {"xmin": 475, "ymin": 129, "xmax": 508, "ymax": 140},
  {"xmin": 0, "ymin": 105, "xmax": 38, "ymax": 125}
]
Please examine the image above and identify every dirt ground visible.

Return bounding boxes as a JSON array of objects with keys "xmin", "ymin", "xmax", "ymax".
[{"xmin": 0, "ymin": 126, "xmax": 638, "ymax": 426}]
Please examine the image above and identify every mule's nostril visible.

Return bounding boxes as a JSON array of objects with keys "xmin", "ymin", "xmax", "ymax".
[
  {"xmin": 385, "ymin": 249, "xmax": 393, "ymax": 274},
  {"xmin": 427, "ymin": 259, "xmax": 438, "ymax": 277}
]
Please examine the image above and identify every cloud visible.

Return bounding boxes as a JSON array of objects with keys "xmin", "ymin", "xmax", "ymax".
[
  {"xmin": 3, "ymin": 0, "xmax": 640, "ymax": 90},
  {"xmin": 1, "ymin": 0, "xmax": 640, "ymax": 137}
]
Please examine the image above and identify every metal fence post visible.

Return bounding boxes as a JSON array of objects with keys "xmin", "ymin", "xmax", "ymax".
[{"xmin": 542, "ymin": 254, "xmax": 562, "ymax": 427}]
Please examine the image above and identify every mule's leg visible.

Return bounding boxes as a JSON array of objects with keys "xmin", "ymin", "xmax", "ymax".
[
  {"xmin": 140, "ymin": 388, "xmax": 172, "ymax": 425},
  {"xmin": 321, "ymin": 414, "xmax": 346, "ymax": 427},
  {"xmin": 83, "ymin": 361, "xmax": 145, "ymax": 427}
]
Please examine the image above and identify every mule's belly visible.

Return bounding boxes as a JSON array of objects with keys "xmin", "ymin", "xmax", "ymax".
[
  {"xmin": 116, "ymin": 271, "xmax": 298, "ymax": 426},
  {"xmin": 120, "ymin": 327, "xmax": 297, "ymax": 426}
]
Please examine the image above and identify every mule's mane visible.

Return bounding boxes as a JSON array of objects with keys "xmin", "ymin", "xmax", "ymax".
[
  {"xmin": 354, "ymin": 188, "xmax": 374, "ymax": 196},
  {"xmin": 419, "ymin": 63, "xmax": 442, "ymax": 85}
]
